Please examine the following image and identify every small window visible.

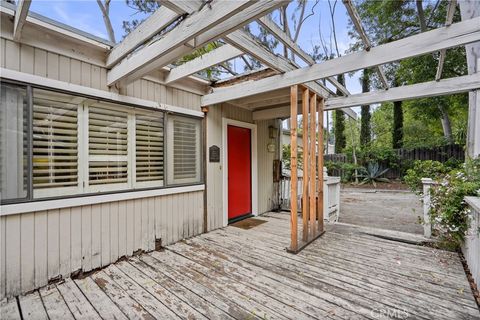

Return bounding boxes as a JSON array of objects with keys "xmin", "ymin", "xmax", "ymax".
[
  {"xmin": 87, "ymin": 104, "xmax": 129, "ymax": 191},
  {"xmin": 0, "ymin": 83, "xmax": 28, "ymax": 202},
  {"xmin": 167, "ymin": 115, "xmax": 202, "ymax": 185},
  {"xmin": 135, "ymin": 111, "xmax": 164, "ymax": 187}
]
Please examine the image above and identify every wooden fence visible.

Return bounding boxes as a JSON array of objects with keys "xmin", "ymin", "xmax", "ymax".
[{"xmin": 324, "ymin": 144, "xmax": 465, "ymax": 179}]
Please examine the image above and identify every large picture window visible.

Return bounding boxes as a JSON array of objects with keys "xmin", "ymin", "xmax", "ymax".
[{"xmin": 0, "ymin": 82, "xmax": 203, "ymax": 204}]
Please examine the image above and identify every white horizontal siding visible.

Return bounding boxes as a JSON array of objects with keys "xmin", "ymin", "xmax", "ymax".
[{"xmin": 0, "ymin": 190, "xmax": 204, "ymax": 299}]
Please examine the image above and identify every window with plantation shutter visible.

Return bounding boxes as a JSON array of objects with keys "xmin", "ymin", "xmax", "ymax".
[
  {"xmin": 135, "ymin": 111, "xmax": 164, "ymax": 187},
  {"xmin": 32, "ymin": 89, "xmax": 80, "ymax": 197},
  {"xmin": 167, "ymin": 115, "xmax": 202, "ymax": 185},
  {"xmin": 88, "ymin": 105, "xmax": 129, "ymax": 190}
]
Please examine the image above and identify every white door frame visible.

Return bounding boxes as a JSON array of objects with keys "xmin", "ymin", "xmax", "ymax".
[{"xmin": 222, "ymin": 118, "xmax": 258, "ymax": 227}]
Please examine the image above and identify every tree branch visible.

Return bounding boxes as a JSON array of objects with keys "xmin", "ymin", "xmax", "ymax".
[{"xmin": 97, "ymin": 0, "xmax": 116, "ymax": 43}]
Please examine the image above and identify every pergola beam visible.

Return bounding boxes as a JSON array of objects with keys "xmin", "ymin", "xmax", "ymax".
[
  {"xmin": 224, "ymin": 30, "xmax": 332, "ymax": 99},
  {"xmin": 106, "ymin": 7, "xmax": 179, "ymax": 67},
  {"xmin": 164, "ymin": 0, "xmax": 358, "ymax": 118},
  {"xmin": 13, "ymin": 0, "xmax": 31, "ymax": 41},
  {"xmin": 252, "ymin": 73, "xmax": 480, "ymax": 119},
  {"xmin": 342, "ymin": 0, "xmax": 389, "ymax": 89},
  {"xmin": 159, "ymin": 0, "xmax": 201, "ymax": 14},
  {"xmin": 325, "ymin": 73, "xmax": 480, "ymax": 109},
  {"xmin": 252, "ymin": 101, "xmax": 358, "ymax": 120},
  {"xmin": 107, "ymin": 0, "xmax": 285, "ymax": 86},
  {"xmin": 165, "ymin": 44, "xmax": 243, "ymax": 84},
  {"xmin": 435, "ymin": 0, "xmax": 458, "ymax": 81},
  {"xmin": 202, "ymin": 16, "xmax": 480, "ymax": 105},
  {"xmin": 258, "ymin": 16, "xmax": 350, "ymax": 96}
]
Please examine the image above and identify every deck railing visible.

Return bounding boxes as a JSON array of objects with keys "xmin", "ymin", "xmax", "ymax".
[
  {"xmin": 422, "ymin": 179, "xmax": 479, "ymax": 286},
  {"xmin": 464, "ymin": 197, "xmax": 480, "ymax": 286},
  {"xmin": 280, "ymin": 169, "xmax": 341, "ymax": 222}
]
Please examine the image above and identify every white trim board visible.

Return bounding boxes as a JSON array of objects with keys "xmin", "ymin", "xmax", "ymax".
[
  {"xmin": 222, "ymin": 118, "xmax": 258, "ymax": 227},
  {"xmin": 0, "ymin": 68, "xmax": 205, "ymax": 118},
  {"xmin": 1, "ymin": 185, "xmax": 205, "ymax": 216}
]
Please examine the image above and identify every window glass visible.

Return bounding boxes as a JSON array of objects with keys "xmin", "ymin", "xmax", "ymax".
[
  {"xmin": 167, "ymin": 115, "xmax": 202, "ymax": 185},
  {"xmin": 32, "ymin": 89, "xmax": 80, "ymax": 196},
  {"xmin": 135, "ymin": 111, "xmax": 164, "ymax": 187},
  {"xmin": 0, "ymin": 83, "xmax": 28, "ymax": 201},
  {"xmin": 88, "ymin": 105, "xmax": 129, "ymax": 189}
]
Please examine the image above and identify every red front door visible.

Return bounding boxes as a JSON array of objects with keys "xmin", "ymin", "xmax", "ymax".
[{"xmin": 227, "ymin": 125, "xmax": 252, "ymax": 220}]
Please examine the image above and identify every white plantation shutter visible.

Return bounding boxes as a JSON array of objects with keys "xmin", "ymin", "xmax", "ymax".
[
  {"xmin": 135, "ymin": 112, "xmax": 164, "ymax": 186},
  {"xmin": 88, "ymin": 106, "xmax": 129, "ymax": 187},
  {"xmin": 167, "ymin": 115, "xmax": 202, "ymax": 185},
  {"xmin": 32, "ymin": 99, "xmax": 79, "ymax": 192}
]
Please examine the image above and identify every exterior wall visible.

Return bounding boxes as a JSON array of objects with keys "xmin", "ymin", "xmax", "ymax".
[
  {"xmin": 0, "ymin": 22, "xmax": 205, "ymax": 298},
  {"xmin": 0, "ymin": 190, "xmax": 203, "ymax": 298},
  {"xmin": 0, "ymin": 38, "xmax": 201, "ymax": 111},
  {"xmin": 206, "ymin": 104, "xmax": 254, "ymax": 231},
  {"xmin": 257, "ymin": 119, "xmax": 281, "ymax": 213},
  {"xmin": 206, "ymin": 105, "xmax": 280, "ymax": 230}
]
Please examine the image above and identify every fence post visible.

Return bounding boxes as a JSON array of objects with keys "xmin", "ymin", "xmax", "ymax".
[{"xmin": 421, "ymin": 178, "xmax": 435, "ymax": 238}]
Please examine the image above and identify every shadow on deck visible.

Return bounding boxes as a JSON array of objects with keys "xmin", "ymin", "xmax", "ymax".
[{"xmin": 2, "ymin": 212, "xmax": 479, "ymax": 319}]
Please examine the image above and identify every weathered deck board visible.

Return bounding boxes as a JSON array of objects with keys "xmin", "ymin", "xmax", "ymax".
[
  {"xmin": 0, "ymin": 297, "xmax": 21, "ymax": 320},
  {"xmin": 18, "ymin": 291, "xmax": 48, "ymax": 320},
  {"xmin": 9, "ymin": 212, "xmax": 480, "ymax": 320}
]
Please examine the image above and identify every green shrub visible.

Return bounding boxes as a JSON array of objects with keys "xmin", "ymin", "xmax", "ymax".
[
  {"xmin": 325, "ymin": 161, "xmax": 361, "ymax": 183},
  {"xmin": 404, "ymin": 160, "xmax": 450, "ymax": 192},
  {"xmin": 429, "ymin": 158, "xmax": 480, "ymax": 246}
]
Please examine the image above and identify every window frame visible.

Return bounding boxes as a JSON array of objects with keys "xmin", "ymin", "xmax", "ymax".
[
  {"xmin": 165, "ymin": 113, "xmax": 204, "ymax": 187},
  {"xmin": 0, "ymin": 80, "xmax": 205, "ymax": 205},
  {"xmin": 0, "ymin": 82, "xmax": 32, "ymax": 205}
]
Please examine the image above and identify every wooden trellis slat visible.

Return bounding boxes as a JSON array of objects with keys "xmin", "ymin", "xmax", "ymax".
[{"xmin": 288, "ymin": 85, "xmax": 325, "ymax": 253}]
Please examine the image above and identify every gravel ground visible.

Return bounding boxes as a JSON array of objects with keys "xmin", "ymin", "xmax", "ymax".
[{"xmin": 339, "ymin": 189, "xmax": 424, "ymax": 235}]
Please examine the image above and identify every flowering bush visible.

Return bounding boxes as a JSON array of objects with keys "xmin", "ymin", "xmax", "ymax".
[{"xmin": 429, "ymin": 158, "xmax": 480, "ymax": 246}]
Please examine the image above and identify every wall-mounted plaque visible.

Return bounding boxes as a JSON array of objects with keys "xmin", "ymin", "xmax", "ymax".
[{"xmin": 209, "ymin": 145, "xmax": 220, "ymax": 162}]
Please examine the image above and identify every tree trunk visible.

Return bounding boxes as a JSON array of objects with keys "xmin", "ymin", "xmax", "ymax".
[
  {"xmin": 416, "ymin": 0, "xmax": 427, "ymax": 32},
  {"xmin": 438, "ymin": 104, "xmax": 454, "ymax": 144},
  {"xmin": 360, "ymin": 69, "xmax": 371, "ymax": 147},
  {"xmin": 97, "ymin": 0, "xmax": 116, "ymax": 43},
  {"xmin": 392, "ymin": 100, "xmax": 404, "ymax": 149},
  {"xmin": 334, "ymin": 74, "xmax": 346, "ymax": 153}
]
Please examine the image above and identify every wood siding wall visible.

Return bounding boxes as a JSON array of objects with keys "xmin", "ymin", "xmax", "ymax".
[
  {"xmin": 0, "ymin": 191, "xmax": 203, "ymax": 298},
  {"xmin": 0, "ymin": 37, "xmax": 202, "ymax": 111},
  {"xmin": 0, "ymin": 35, "xmax": 206, "ymax": 298},
  {"xmin": 206, "ymin": 105, "xmax": 278, "ymax": 230},
  {"xmin": 257, "ymin": 119, "xmax": 280, "ymax": 213},
  {"xmin": 206, "ymin": 104, "xmax": 254, "ymax": 231}
]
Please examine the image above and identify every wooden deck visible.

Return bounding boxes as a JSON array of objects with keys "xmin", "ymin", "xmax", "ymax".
[{"xmin": 1, "ymin": 212, "xmax": 479, "ymax": 320}]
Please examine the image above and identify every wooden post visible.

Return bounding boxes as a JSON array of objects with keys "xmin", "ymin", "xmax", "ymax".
[
  {"xmin": 317, "ymin": 98, "xmax": 325, "ymax": 232},
  {"xmin": 301, "ymin": 87, "xmax": 309, "ymax": 241},
  {"xmin": 290, "ymin": 85, "xmax": 298, "ymax": 252},
  {"xmin": 309, "ymin": 93, "xmax": 317, "ymax": 236}
]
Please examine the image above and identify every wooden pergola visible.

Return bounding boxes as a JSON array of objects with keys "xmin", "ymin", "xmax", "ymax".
[{"xmin": 11, "ymin": 0, "xmax": 480, "ymax": 252}]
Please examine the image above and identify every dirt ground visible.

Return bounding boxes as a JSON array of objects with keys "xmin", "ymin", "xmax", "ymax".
[{"xmin": 339, "ymin": 189, "xmax": 424, "ymax": 235}]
